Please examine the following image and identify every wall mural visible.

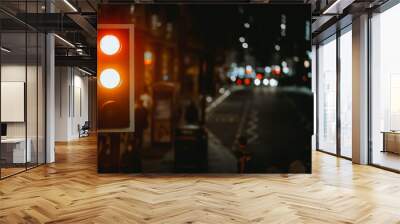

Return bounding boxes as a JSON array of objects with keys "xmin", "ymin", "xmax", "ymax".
[{"xmin": 97, "ymin": 4, "xmax": 313, "ymax": 173}]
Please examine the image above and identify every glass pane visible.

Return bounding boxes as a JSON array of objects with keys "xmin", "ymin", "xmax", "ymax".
[
  {"xmin": 1, "ymin": 30, "xmax": 27, "ymax": 177},
  {"xmin": 318, "ymin": 37, "xmax": 337, "ymax": 154},
  {"xmin": 38, "ymin": 33, "xmax": 45, "ymax": 165},
  {"xmin": 339, "ymin": 29, "xmax": 352, "ymax": 158},
  {"xmin": 27, "ymin": 31, "xmax": 38, "ymax": 169},
  {"xmin": 0, "ymin": 1, "xmax": 46, "ymax": 178},
  {"xmin": 26, "ymin": 0, "xmax": 39, "ymax": 168},
  {"xmin": 371, "ymin": 4, "xmax": 400, "ymax": 171}
]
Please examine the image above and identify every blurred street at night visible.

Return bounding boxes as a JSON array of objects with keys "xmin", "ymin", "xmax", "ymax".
[{"xmin": 98, "ymin": 4, "xmax": 312, "ymax": 173}]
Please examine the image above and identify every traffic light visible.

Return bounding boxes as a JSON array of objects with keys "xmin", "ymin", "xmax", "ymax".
[
  {"xmin": 244, "ymin": 78, "xmax": 251, "ymax": 86},
  {"xmin": 97, "ymin": 25, "xmax": 134, "ymax": 130}
]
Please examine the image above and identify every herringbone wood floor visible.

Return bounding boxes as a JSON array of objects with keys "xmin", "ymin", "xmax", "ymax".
[{"xmin": 1, "ymin": 136, "xmax": 400, "ymax": 224}]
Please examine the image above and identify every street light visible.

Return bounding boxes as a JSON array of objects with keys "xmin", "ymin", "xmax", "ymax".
[
  {"xmin": 270, "ymin": 78, "xmax": 279, "ymax": 87},
  {"xmin": 283, "ymin": 67, "xmax": 289, "ymax": 74},
  {"xmin": 264, "ymin": 66, "xmax": 271, "ymax": 74},
  {"xmin": 263, "ymin": 79, "xmax": 269, "ymax": 86},
  {"xmin": 304, "ymin": 60, "xmax": 310, "ymax": 68}
]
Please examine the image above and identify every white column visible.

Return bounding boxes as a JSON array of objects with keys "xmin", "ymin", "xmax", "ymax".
[
  {"xmin": 352, "ymin": 14, "xmax": 369, "ymax": 164},
  {"xmin": 46, "ymin": 32, "xmax": 55, "ymax": 163}
]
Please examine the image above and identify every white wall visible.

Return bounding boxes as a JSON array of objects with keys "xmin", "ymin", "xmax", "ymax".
[
  {"xmin": 1, "ymin": 64, "xmax": 46, "ymax": 164},
  {"xmin": 70, "ymin": 73, "xmax": 89, "ymax": 138},
  {"xmin": 55, "ymin": 67, "xmax": 89, "ymax": 141},
  {"xmin": 1, "ymin": 65, "xmax": 26, "ymax": 140},
  {"xmin": 55, "ymin": 67, "xmax": 70, "ymax": 141},
  {"xmin": 1, "ymin": 65, "xmax": 36, "ymax": 138}
]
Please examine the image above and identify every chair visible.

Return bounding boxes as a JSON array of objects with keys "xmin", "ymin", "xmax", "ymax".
[{"xmin": 79, "ymin": 121, "xmax": 90, "ymax": 138}]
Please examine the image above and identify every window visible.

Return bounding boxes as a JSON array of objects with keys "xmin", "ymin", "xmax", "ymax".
[
  {"xmin": 370, "ymin": 3, "xmax": 400, "ymax": 171},
  {"xmin": 339, "ymin": 28, "xmax": 352, "ymax": 158},
  {"xmin": 317, "ymin": 36, "xmax": 337, "ymax": 154}
]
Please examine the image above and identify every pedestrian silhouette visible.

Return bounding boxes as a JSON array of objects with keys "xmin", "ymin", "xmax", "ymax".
[
  {"xmin": 185, "ymin": 100, "xmax": 199, "ymax": 125},
  {"xmin": 135, "ymin": 100, "xmax": 148, "ymax": 150},
  {"xmin": 235, "ymin": 135, "xmax": 252, "ymax": 173}
]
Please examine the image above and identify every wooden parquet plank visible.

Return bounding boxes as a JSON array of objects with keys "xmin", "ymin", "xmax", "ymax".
[{"xmin": 0, "ymin": 136, "xmax": 400, "ymax": 223}]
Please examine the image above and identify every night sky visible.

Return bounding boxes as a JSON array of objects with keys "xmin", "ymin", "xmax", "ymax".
[{"xmin": 146, "ymin": 4, "xmax": 311, "ymax": 67}]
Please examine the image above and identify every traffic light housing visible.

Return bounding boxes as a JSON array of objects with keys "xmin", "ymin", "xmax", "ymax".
[{"xmin": 97, "ymin": 25, "xmax": 134, "ymax": 130}]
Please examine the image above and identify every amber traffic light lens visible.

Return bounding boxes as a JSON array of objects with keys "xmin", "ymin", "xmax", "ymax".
[
  {"xmin": 100, "ymin": 35, "xmax": 121, "ymax": 55},
  {"xmin": 100, "ymin": 68, "xmax": 121, "ymax": 89}
]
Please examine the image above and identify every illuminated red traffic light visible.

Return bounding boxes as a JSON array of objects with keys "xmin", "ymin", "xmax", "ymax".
[{"xmin": 272, "ymin": 66, "xmax": 281, "ymax": 76}]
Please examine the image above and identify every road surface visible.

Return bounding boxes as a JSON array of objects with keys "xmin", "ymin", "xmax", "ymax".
[{"xmin": 206, "ymin": 86, "xmax": 313, "ymax": 173}]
